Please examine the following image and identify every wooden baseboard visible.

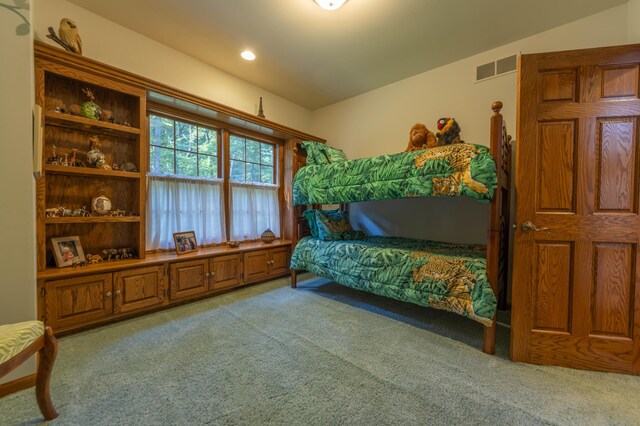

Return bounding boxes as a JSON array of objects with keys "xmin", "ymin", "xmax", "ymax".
[{"xmin": 0, "ymin": 373, "xmax": 36, "ymax": 398}]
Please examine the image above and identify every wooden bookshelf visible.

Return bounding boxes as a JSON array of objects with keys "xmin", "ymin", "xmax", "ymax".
[
  {"xmin": 45, "ymin": 216, "xmax": 141, "ymax": 224},
  {"xmin": 44, "ymin": 110, "xmax": 141, "ymax": 137},
  {"xmin": 44, "ymin": 165, "xmax": 141, "ymax": 180}
]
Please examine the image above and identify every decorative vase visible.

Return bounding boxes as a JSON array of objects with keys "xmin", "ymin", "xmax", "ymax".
[
  {"xmin": 80, "ymin": 88, "xmax": 102, "ymax": 121},
  {"xmin": 260, "ymin": 228, "xmax": 276, "ymax": 244},
  {"xmin": 86, "ymin": 135, "xmax": 105, "ymax": 168}
]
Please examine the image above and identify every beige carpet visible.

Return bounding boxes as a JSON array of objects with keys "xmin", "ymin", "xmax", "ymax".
[{"xmin": 1, "ymin": 275, "xmax": 639, "ymax": 425}]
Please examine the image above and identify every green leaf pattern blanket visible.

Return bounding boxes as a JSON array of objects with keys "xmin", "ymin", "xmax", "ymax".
[
  {"xmin": 293, "ymin": 143, "xmax": 497, "ymax": 205},
  {"xmin": 290, "ymin": 236, "xmax": 497, "ymax": 326}
]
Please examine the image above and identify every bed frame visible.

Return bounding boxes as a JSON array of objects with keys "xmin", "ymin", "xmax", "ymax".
[{"xmin": 289, "ymin": 101, "xmax": 511, "ymax": 355}]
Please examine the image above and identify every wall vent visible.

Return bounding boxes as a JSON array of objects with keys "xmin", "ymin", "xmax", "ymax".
[{"xmin": 475, "ymin": 54, "xmax": 517, "ymax": 82}]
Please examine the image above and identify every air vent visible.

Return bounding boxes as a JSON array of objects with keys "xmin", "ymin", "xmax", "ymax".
[
  {"xmin": 497, "ymin": 55, "xmax": 517, "ymax": 75},
  {"xmin": 475, "ymin": 54, "xmax": 517, "ymax": 82},
  {"xmin": 476, "ymin": 62, "xmax": 495, "ymax": 81}
]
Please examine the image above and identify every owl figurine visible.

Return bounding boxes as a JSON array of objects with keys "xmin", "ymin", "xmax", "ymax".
[{"xmin": 58, "ymin": 18, "xmax": 82, "ymax": 55}]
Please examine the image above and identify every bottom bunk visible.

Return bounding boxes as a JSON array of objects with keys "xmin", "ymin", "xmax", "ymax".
[{"xmin": 290, "ymin": 236, "xmax": 497, "ymax": 327}]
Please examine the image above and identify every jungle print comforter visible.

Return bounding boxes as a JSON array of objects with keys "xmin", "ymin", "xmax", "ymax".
[
  {"xmin": 293, "ymin": 143, "xmax": 497, "ymax": 205},
  {"xmin": 290, "ymin": 236, "xmax": 497, "ymax": 326}
]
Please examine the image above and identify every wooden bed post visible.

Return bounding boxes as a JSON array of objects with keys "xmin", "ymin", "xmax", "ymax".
[{"xmin": 483, "ymin": 101, "xmax": 512, "ymax": 355}]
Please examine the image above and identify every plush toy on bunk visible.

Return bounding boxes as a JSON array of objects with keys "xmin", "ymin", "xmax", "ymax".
[{"xmin": 404, "ymin": 118, "xmax": 463, "ymax": 152}]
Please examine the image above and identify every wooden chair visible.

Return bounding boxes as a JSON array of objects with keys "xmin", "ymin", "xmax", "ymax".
[{"xmin": 0, "ymin": 321, "xmax": 58, "ymax": 420}]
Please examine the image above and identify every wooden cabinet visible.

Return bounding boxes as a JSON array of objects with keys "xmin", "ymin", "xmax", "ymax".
[
  {"xmin": 114, "ymin": 266, "xmax": 166, "ymax": 314},
  {"xmin": 44, "ymin": 273, "xmax": 113, "ymax": 331},
  {"xmin": 210, "ymin": 254, "xmax": 242, "ymax": 291},
  {"xmin": 243, "ymin": 247, "xmax": 291, "ymax": 284},
  {"xmin": 169, "ymin": 259, "xmax": 209, "ymax": 300}
]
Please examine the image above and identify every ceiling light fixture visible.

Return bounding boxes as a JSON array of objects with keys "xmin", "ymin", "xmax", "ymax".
[
  {"xmin": 241, "ymin": 50, "xmax": 256, "ymax": 61},
  {"xmin": 314, "ymin": 0, "xmax": 348, "ymax": 11}
]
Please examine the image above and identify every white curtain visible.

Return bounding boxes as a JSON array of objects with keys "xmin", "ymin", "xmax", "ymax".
[
  {"xmin": 230, "ymin": 182, "xmax": 280, "ymax": 241},
  {"xmin": 147, "ymin": 175, "xmax": 226, "ymax": 250}
]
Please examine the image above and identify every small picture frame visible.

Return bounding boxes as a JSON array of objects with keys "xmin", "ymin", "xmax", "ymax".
[
  {"xmin": 173, "ymin": 231, "xmax": 198, "ymax": 255},
  {"xmin": 51, "ymin": 236, "xmax": 86, "ymax": 268}
]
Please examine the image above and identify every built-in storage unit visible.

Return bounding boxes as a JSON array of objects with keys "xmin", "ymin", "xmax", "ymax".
[{"xmin": 34, "ymin": 42, "xmax": 320, "ymax": 334}]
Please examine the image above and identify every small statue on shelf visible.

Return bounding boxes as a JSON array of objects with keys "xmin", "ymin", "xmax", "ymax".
[
  {"xmin": 86, "ymin": 135, "xmax": 105, "ymax": 168},
  {"xmin": 81, "ymin": 88, "xmax": 102, "ymax": 120},
  {"xmin": 86, "ymin": 254, "xmax": 103, "ymax": 264},
  {"xmin": 118, "ymin": 162, "xmax": 138, "ymax": 172},
  {"xmin": 109, "ymin": 209, "xmax": 126, "ymax": 217},
  {"xmin": 102, "ymin": 248, "xmax": 118, "ymax": 261},
  {"xmin": 71, "ymin": 206, "xmax": 91, "ymax": 217}
]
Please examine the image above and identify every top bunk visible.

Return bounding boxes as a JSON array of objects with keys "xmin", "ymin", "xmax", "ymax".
[{"xmin": 293, "ymin": 102, "xmax": 510, "ymax": 206}]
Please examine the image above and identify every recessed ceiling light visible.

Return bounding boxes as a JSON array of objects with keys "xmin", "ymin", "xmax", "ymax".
[
  {"xmin": 241, "ymin": 50, "xmax": 256, "ymax": 61},
  {"xmin": 314, "ymin": 0, "xmax": 348, "ymax": 11}
]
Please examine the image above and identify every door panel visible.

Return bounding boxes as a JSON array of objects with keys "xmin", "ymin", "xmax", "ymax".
[
  {"xmin": 211, "ymin": 254, "xmax": 242, "ymax": 291},
  {"xmin": 244, "ymin": 250, "xmax": 269, "ymax": 283},
  {"xmin": 595, "ymin": 117, "xmax": 638, "ymax": 212},
  {"xmin": 45, "ymin": 273, "xmax": 113, "ymax": 331},
  {"xmin": 170, "ymin": 259, "xmax": 208, "ymax": 300},
  {"xmin": 269, "ymin": 247, "xmax": 290, "ymax": 277},
  {"xmin": 512, "ymin": 44, "xmax": 640, "ymax": 374},
  {"xmin": 114, "ymin": 266, "xmax": 165, "ymax": 314}
]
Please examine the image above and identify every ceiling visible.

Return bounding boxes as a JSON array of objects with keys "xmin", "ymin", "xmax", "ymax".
[{"xmin": 68, "ymin": 0, "xmax": 628, "ymax": 110}]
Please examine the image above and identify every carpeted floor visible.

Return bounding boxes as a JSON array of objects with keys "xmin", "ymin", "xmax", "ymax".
[{"xmin": 2, "ymin": 275, "xmax": 640, "ymax": 425}]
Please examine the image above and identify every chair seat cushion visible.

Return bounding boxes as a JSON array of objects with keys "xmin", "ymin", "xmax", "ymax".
[{"xmin": 0, "ymin": 321, "xmax": 44, "ymax": 365}]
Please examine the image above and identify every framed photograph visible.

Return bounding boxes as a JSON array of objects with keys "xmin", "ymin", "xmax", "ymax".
[
  {"xmin": 51, "ymin": 236, "xmax": 86, "ymax": 268},
  {"xmin": 173, "ymin": 231, "xmax": 198, "ymax": 255}
]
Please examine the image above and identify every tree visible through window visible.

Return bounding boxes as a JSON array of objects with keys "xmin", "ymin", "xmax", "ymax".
[
  {"xmin": 229, "ymin": 135, "xmax": 275, "ymax": 184},
  {"xmin": 149, "ymin": 115, "xmax": 219, "ymax": 178}
]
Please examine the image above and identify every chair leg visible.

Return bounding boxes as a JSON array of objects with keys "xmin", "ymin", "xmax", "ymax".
[
  {"xmin": 36, "ymin": 326, "xmax": 58, "ymax": 420},
  {"xmin": 290, "ymin": 270, "xmax": 297, "ymax": 288}
]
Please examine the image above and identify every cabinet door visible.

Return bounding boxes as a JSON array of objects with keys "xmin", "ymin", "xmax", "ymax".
[
  {"xmin": 114, "ymin": 266, "xmax": 166, "ymax": 314},
  {"xmin": 243, "ymin": 250, "xmax": 269, "ymax": 283},
  {"xmin": 45, "ymin": 273, "xmax": 113, "ymax": 331},
  {"xmin": 269, "ymin": 247, "xmax": 291, "ymax": 277},
  {"xmin": 210, "ymin": 254, "xmax": 242, "ymax": 291},
  {"xmin": 169, "ymin": 259, "xmax": 209, "ymax": 300}
]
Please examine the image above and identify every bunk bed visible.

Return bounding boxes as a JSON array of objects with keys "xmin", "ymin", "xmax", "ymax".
[{"xmin": 289, "ymin": 101, "xmax": 511, "ymax": 354}]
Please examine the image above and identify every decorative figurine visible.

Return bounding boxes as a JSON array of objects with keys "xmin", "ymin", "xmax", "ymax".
[
  {"xmin": 81, "ymin": 88, "xmax": 102, "ymax": 120},
  {"xmin": 46, "ymin": 18, "xmax": 82, "ymax": 55},
  {"xmin": 118, "ymin": 162, "xmax": 138, "ymax": 172},
  {"xmin": 68, "ymin": 104, "xmax": 82, "ymax": 116},
  {"xmin": 86, "ymin": 135, "xmax": 105, "ymax": 168},
  {"xmin": 86, "ymin": 254, "xmax": 103, "ymax": 264},
  {"xmin": 91, "ymin": 189, "xmax": 112, "ymax": 215},
  {"xmin": 109, "ymin": 209, "xmax": 126, "ymax": 217},
  {"xmin": 227, "ymin": 241, "xmax": 240, "ymax": 248},
  {"xmin": 257, "ymin": 97, "xmax": 265, "ymax": 118},
  {"xmin": 71, "ymin": 206, "xmax": 91, "ymax": 217}
]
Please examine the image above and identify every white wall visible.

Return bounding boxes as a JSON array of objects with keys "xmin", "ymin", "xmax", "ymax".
[
  {"xmin": 32, "ymin": 0, "xmax": 313, "ymax": 133},
  {"xmin": 311, "ymin": 4, "xmax": 630, "ymax": 243},
  {"xmin": 0, "ymin": 1, "xmax": 37, "ymax": 384},
  {"xmin": 628, "ymin": 0, "xmax": 640, "ymax": 43}
]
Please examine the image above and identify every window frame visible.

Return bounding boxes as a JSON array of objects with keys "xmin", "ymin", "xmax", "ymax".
[
  {"xmin": 148, "ymin": 111, "xmax": 223, "ymax": 179},
  {"xmin": 228, "ymin": 132, "xmax": 278, "ymax": 186}
]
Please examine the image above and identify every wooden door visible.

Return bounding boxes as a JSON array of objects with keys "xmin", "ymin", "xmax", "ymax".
[
  {"xmin": 45, "ymin": 273, "xmax": 113, "ymax": 331},
  {"xmin": 169, "ymin": 259, "xmax": 209, "ymax": 300},
  {"xmin": 114, "ymin": 266, "xmax": 166, "ymax": 314},
  {"xmin": 210, "ymin": 254, "xmax": 242, "ymax": 291},
  {"xmin": 268, "ymin": 247, "xmax": 290, "ymax": 277},
  {"xmin": 512, "ymin": 44, "xmax": 640, "ymax": 374},
  {"xmin": 244, "ymin": 250, "xmax": 269, "ymax": 283}
]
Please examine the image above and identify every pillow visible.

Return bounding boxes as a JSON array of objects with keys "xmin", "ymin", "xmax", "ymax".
[
  {"xmin": 323, "ymin": 146, "xmax": 348, "ymax": 163},
  {"xmin": 314, "ymin": 210, "xmax": 364, "ymax": 241},
  {"xmin": 301, "ymin": 141, "xmax": 348, "ymax": 165},
  {"xmin": 302, "ymin": 209, "xmax": 321, "ymax": 238},
  {"xmin": 301, "ymin": 141, "xmax": 330, "ymax": 166}
]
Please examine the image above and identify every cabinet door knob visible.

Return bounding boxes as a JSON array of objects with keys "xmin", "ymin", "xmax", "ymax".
[
  {"xmin": 115, "ymin": 290, "xmax": 121, "ymax": 296},
  {"xmin": 105, "ymin": 291, "xmax": 112, "ymax": 297},
  {"xmin": 206, "ymin": 272, "xmax": 210, "ymax": 277}
]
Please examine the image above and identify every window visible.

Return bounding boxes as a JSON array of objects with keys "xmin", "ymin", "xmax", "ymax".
[
  {"xmin": 149, "ymin": 115, "xmax": 219, "ymax": 178},
  {"xmin": 146, "ymin": 112, "xmax": 281, "ymax": 250},
  {"xmin": 229, "ymin": 135, "xmax": 275, "ymax": 184},
  {"xmin": 147, "ymin": 114, "xmax": 225, "ymax": 251}
]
